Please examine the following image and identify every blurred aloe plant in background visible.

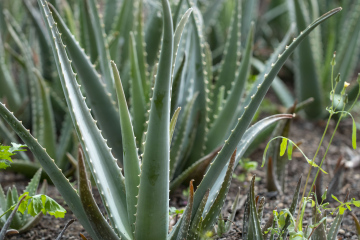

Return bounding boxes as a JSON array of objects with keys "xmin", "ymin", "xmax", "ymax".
[
  {"xmin": 265, "ymin": 0, "xmax": 360, "ymax": 119},
  {"xmin": 0, "ymin": 0, "xmax": 342, "ymax": 239}
]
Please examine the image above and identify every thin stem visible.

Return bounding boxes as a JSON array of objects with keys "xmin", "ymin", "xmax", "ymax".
[
  {"xmin": 295, "ymin": 113, "xmax": 332, "ymax": 229},
  {"xmin": 307, "ymin": 108, "xmax": 345, "ymax": 199}
]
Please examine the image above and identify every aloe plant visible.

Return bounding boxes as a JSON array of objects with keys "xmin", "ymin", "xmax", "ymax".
[
  {"xmin": 289, "ymin": 0, "xmax": 360, "ymax": 119},
  {"xmin": 0, "ymin": 0, "xmax": 341, "ymax": 239}
]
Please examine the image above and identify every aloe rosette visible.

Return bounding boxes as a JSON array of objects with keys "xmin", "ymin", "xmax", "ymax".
[{"xmin": 0, "ymin": 0, "xmax": 341, "ymax": 239}]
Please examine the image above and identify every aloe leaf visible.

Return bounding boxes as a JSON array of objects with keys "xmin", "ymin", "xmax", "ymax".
[
  {"xmin": 187, "ymin": 189, "xmax": 210, "ymax": 239},
  {"xmin": 292, "ymin": 0, "xmax": 323, "ymax": 119},
  {"xmin": 104, "ymin": 0, "xmax": 118, "ymax": 34},
  {"xmin": 110, "ymin": 0, "xmax": 134, "ymax": 66},
  {"xmin": 19, "ymin": 168, "xmax": 43, "ymax": 227},
  {"xmin": 55, "ymin": 113, "xmax": 73, "ymax": 169},
  {"xmin": 171, "ymin": 55, "xmax": 186, "ymax": 115},
  {"xmin": 280, "ymin": 176, "xmax": 302, "ymax": 238},
  {"xmin": 0, "ymin": 36, "xmax": 21, "ymax": 112},
  {"xmin": 135, "ymin": 0, "xmax": 173, "ymax": 238},
  {"xmin": 312, "ymin": 201, "xmax": 327, "ymax": 240},
  {"xmin": 4, "ymin": 10, "xmax": 41, "ymax": 141},
  {"xmin": 112, "ymin": 61, "xmax": 140, "ymax": 233},
  {"xmin": 209, "ymin": 114, "xmax": 293, "ymax": 212},
  {"xmin": 252, "ymin": 58, "xmax": 294, "ymax": 108},
  {"xmin": 247, "ymin": 176, "xmax": 263, "ymax": 240},
  {"xmin": 335, "ymin": 1, "xmax": 360, "ymax": 91},
  {"xmin": 86, "ymin": 0, "xmax": 115, "ymax": 97},
  {"xmin": 145, "ymin": 8, "xmax": 163, "ymax": 67},
  {"xmin": 37, "ymin": 1, "xmax": 131, "ymax": 237},
  {"xmin": 6, "ymin": 189, "xmax": 21, "ymax": 230},
  {"xmin": 50, "ymin": 4, "xmax": 124, "ymax": 165},
  {"xmin": 206, "ymin": 22, "xmax": 254, "ymax": 152},
  {"xmin": 257, "ymin": 196, "xmax": 265, "ymax": 223},
  {"xmin": 170, "ymin": 93, "xmax": 198, "ymax": 180},
  {"xmin": 191, "ymin": 7, "xmax": 341, "ymax": 222},
  {"xmin": 0, "ymin": 194, "xmax": 26, "ymax": 240},
  {"xmin": 173, "ymin": 8, "xmax": 192, "ymax": 76},
  {"xmin": 33, "ymin": 70, "xmax": 56, "ymax": 159},
  {"xmin": 134, "ymin": 0, "xmax": 149, "ymax": 97},
  {"xmin": 129, "ymin": 33, "xmax": 147, "ymax": 143},
  {"xmin": 170, "ymin": 107, "xmax": 181, "ymax": 145},
  {"xmin": 224, "ymin": 188, "xmax": 241, "ymax": 232},
  {"xmin": 201, "ymin": 150, "xmax": 236, "ymax": 233},
  {"xmin": 78, "ymin": 149, "xmax": 120, "ymax": 240},
  {"xmin": 79, "ymin": 0, "xmax": 98, "ymax": 63},
  {"xmin": 172, "ymin": 0, "xmax": 185, "ymax": 27},
  {"xmin": 24, "ymin": 169, "xmax": 42, "ymax": 197},
  {"xmin": 212, "ymin": 0, "xmax": 241, "ymax": 101},
  {"xmin": 231, "ymin": 23, "xmax": 295, "ymax": 129},
  {"xmin": 185, "ymin": 3, "xmax": 209, "ymax": 164},
  {"xmin": 241, "ymin": 0, "xmax": 258, "ymax": 48},
  {"xmin": 22, "ymin": 0, "xmax": 54, "ymax": 82},
  {"xmin": 176, "ymin": 180, "xmax": 194, "ymax": 240},
  {"xmin": 202, "ymin": 0, "xmax": 226, "ymax": 30},
  {"xmin": 170, "ymin": 147, "xmax": 220, "ymax": 192}
]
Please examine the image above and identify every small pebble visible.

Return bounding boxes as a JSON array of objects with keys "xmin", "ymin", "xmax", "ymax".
[{"xmin": 338, "ymin": 229, "xmax": 345, "ymax": 234}]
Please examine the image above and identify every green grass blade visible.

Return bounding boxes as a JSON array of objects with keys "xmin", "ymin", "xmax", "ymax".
[
  {"xmin": 37, "ymin": 1, "xmax": 131, "ymax": 237},
  {"xmin": 50, "ymin": 5, "xmax": 124, "ymax": 165},
  {"xmin": 0, "ymin": 103, "xmax": 96, "ymax": 237},
  {"xmin": 206, "ymin": 22, "xmax": 254, "ymax": 152},
  {"xmin": 191, "ymin": 7, "xmax": 341, "ymax": 221},
  {"xmin": 135, "ymin": 0, "xmax": 173, "ymax": 238},
  {"xmin": 78, "ymin": 149, "xmax": 120, "ymax": 240},
  {"xmin": 112, "ymin": 61, "xmax": 140, "ymax": 234}
]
